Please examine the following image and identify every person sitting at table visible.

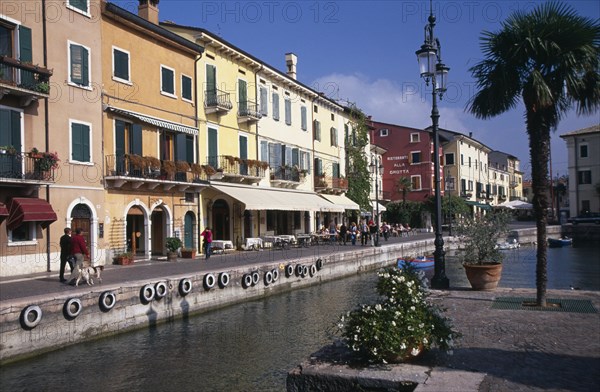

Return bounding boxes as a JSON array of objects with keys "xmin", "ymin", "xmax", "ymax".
[
  {"xmin": 328, "ymin": 221, "xmax": 337, "ymax": 244},
  {"xmin": 403, "ymin": 223, "xmax": 411, "ymax": 236}
]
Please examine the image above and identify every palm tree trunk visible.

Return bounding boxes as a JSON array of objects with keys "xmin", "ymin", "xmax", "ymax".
[{"xmin": 527, "ymin": 114, "xmax": 550, "ymax": 307}]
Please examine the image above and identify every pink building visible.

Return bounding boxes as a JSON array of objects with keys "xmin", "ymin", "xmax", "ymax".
[{"xmin": 370, "ymin": 120, "xmax": 442, "ymax": 203}]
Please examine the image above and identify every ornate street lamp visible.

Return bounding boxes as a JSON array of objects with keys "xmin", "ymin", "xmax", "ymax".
[
  {"xmin": 416, "ymin": 2, "xmax": 450, "ymax": 289},
  {"xmin": 370, "ymin": 154, "xmax": 383, "ymax": 247}
]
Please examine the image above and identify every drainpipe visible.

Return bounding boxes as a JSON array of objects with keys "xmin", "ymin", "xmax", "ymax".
[
  {"xmin": 42, "ymin": 0, "xmax": 51, "ymax": 272},
  {"xmin": 574, "ymin": 137, "xmax": 579, "ymax": 216},
  {"xmin": 194, "ymin": 53, "xmax": 202, "ymax": 251},
  {"xmin": 254, "ymin": 64, "xmax": 263, "ymax": 237}
]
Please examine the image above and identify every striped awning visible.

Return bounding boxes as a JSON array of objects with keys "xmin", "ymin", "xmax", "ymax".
[
  {"xmin": 319, "ymin": 194, "xmax": 360, "ymax": 211},
  {"xmin": 0, "ymin": 202, "xmax": 8, "ymax": 223},
  {"xmin": 106, "ymin": 106, "xmax": 198, "ymax": 135}
]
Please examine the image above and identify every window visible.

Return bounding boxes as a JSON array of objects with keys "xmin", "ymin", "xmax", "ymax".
[
  {"xmin": 284, "ymin": 98, "xmax": 291, "ymax": 125},
  {"xmin": 410, "ymin": 133, "xmax": 420, "ymax": 143},
  {"xmin": 468, "ymin": 157, "xmax": 472, "ymax": 167},
  {"xmin": 379, "ymin": 129, "xmax": 388, "ymax": 137},
  {"xmin": 300, "ymin": 106, "xmax": 307, "ymax": 131},
  {"xmin": 578, "ymin": 170, "xmax": 592, "ymax": 185},
  {"xmin": 579, "ymin": 144, "xmax": 588, "ymax": 158},
  {"xmin": 160, "ymin": 65, "xmax": 176, "ymax": 97},
  {"xmin": 411, "ymin": 175, "xmax": 422, "ymax": 191},
  {"xmin": 68, "ymin": 41, "xmax": 90, "ymax": 88},
  {"xmin": 461, "ymin": 179, "xmax": 467, "ymax": 193},
  {"xmin": 445, "ymin": 153, "xmax": 454, "ymax": 165},
  {"xmin": 181, "ymin": 75, "xmax": 192, "ymax": 102},
  {"xmin": 67, "ymin": 0, "xmax": 89, "ymax": 15},
  {"xmin": 9, "ymin": 222, "xmax": 35, "ymax": 242},
  {"xmin": 313, "ymin": 120, "xmax": 321, "ymax": 141},
  {"xmin": 112, "ymin": 47, "xmax": 130, "ymax": 82},
  {"xmin": 330, "ymin": 127, "xmax": 338, "ymax": 147},
  {"xmin": 267, "ymin": 210, "xmax": 275, "ymax": 231},
  {"xmin": 272, "ymin": 92, "xmax": 280, "ymax": 121},
  {"xmin": 314, "ymin": 105, "xmax": 318, "ymax": 113},
  {"xmin": 409, "ymin": 151, "xmax": 421, "ymax": 164},
  {"xmin": 468, "ymin": 180, "xmax": 474, "ymax": 191},
  {"xmin": 70, "ymin": 120, "xmax": 91, "ymax": 163},
  {"xmin": 260, "ymin": 87, "xmax": 268, "ymax": 116},
  {"xmin": 461, "ymin": 154, "xmax": 464, "ymax": 166},
  {"xmin": 238, "ymin": 79, "xmax": 248, "ymax": 114}
]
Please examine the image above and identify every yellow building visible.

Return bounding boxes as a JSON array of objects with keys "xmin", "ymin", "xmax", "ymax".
[{"xmin": 100, "ymin": 1, "xmax": 205, "ymax": 259}]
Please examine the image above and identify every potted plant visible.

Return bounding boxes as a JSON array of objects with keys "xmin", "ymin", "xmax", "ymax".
[
  {"xmin": 33, "ymin": 151, "xmax": 60, "ymax": 172},
  {"xmin": 180, "ymin": 248, "xmax": 196, "ymax": 258},
  {"xmin": 113, "ymin": 252, "xmax": 133, "ymax": 265},
  {"xmin": 165, "ymin": 237, "xmax": 182, "ymax": 261},
  {"xmin": 455, "ymin": 211, "xmax": 511, "ymax": 290},
  {"xmin": 337, "ymin": 265, "xmax": 460, "ymax": 363}
]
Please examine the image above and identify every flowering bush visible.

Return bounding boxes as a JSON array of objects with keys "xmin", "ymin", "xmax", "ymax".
[{"xmin": 337, "ymin": 265, "xmax": 460, "ymax": 363}]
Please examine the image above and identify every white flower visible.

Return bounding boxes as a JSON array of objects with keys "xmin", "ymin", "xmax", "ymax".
[
  {"xmin": 400, "ymin": 343, "xmax": 407, "ymax": 350},
  {"xmin": 375, "ymin": 304, "xmax": 382, "ymax": 311},
  {"xmin": 411, "ymin": 347, "xmax": 421, "ymax": 356},
  {"xmin": 408, "ymin": 326, "xmax": 414, "ymax": 331},
  {"xmin": 391, "ymin": 321, "xmax": 396, "ymax": 327},
  {"xmin": 410, "ymin": 306, "xmax": 416, "ymax": 311},
  {"xmin": 422, "ymin": 337, "xmax": 428, "ymax": 344}
]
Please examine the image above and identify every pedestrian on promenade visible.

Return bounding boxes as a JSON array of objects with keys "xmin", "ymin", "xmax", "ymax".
[
  {"xmin": 68, "ymin": 228, "xmax": 89, "ymax": 284},
  {"xmin": 201, "ymin": 227, "xmax": 213, "ymax": 259},
  {"xmin": 339, "ymin": 222, "xmax": 347, "ymax": 245},
  {"xmin": 329, "ymin": 220, "xmax": 337, "ymax": 244},
  {"xmin": 368, "ymin": 219, "xmax": 377, "ymax": 246},
  {"xmin": 349, "ymin": 222, "xmax": 358, "ymax": 245},
  {"xmin": 59, "ymin": 227, "xmax": 73, "ymax": 283},
  {"xmin": 360, "ymin": 220, "xmax": 369, "ymax": 246}
]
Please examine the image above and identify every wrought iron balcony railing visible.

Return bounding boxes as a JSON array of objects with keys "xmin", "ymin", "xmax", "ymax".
[
  {"xmin": 0, "ymin": 56, "xmax": 52, "ymax": 101},
  {"xmin": 205, "ymin": 88, "xmax": 233, "ymax": 113},
  {"xmin": 0, "ymin": 152, "xmax": 56, "ymax": 182},
  {"xmin": 271, "ymin": 166, "xmax": 302, "ymax": 183},
  {"xmin": 213, "ymin": 155, "xmax": 267, "ymax": 180},
  {"xmin": 238, "ymin": 100, "xmax": 262, "ymax": 122},
  {"xmin": 314, "ymin": 175, "xmax": 348, "ymax": 192}
]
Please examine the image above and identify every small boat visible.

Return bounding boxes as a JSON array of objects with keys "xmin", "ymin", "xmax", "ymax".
[
  {"xmin": 548, "ymin": 237, "xmax": 573, "ymax": 248},
  {"xmin": 397, "ymin": 256, "xmax": 434, "ymax": 270},
  {"xmin": 496, "ymin": 240, "xmax": 520, "ymax": 250}
]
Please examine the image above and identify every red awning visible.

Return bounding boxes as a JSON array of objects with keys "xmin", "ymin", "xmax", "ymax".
[
  {"xmin": 0, "ymin": 202, "xmax": 8, "ymax": 223},
  {"xmin": 6, "ymin": 198, "xmax": 57, "ymax": 230}
]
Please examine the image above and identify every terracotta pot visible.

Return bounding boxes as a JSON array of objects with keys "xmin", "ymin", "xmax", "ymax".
[
  {"xmin": 464, "ymin": 263, "xmax": 503, "ymax": 290},
  {"xmin": 167, "ymin": 251, "xmax": 178, "ymax": 262},
  {"xmin": 383, "ymin": 344, "xmax": 425, "ymax": 363}
]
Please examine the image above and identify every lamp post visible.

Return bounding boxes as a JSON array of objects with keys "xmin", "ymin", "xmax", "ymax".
[
  {"xmin": 416, "ymin": 2, "xmax": 450, "ymax": 289},
  {"xmin": 370, "ymin": 154, "xmax": 383, "ymax": 247}
]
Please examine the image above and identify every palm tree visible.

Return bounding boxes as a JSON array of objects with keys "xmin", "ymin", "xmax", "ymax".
[
  {"xmin": 396, "ymin": 177, "xmax": 412, "ymax": 204},
  {"xmin": 468, "ymin": 2, "xmax": 600, "ymax": 306}
]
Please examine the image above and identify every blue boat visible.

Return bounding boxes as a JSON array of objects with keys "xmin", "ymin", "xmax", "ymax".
[
  {"xmin": 548, "ymin": 237, "xmax": 573, "ymax": 248},
  {"xmin": 397, "ymin": 256, "xmax": 435, "ymax": 270}
]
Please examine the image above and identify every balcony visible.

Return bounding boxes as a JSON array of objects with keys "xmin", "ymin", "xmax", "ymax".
[
  {"xmin": 270, "ymin": 166, "xmax": 305, "ymax": 188},
  {"xmin": 0, "ymin": 56, "xmax": 52, "ymax": 106},
  {"xmin": 314, "ymin": 175, "xmax": 348, "ymax": 194},
  {"xmin": 104, "ymin": 154, "xmax": 209, "ymax": 192},
  {"xmin": 212, "ymin": 155, "xmax": 267, "ymax": 185},
  {"xmin": 238, "ymin": 100, "xmax": 262, "ymax": 123},
  {"xmin": 204, "ymin": 89, "xmax": 233, "ymax": 114},
  {"xmin": 509, "ymin": 181, "xmax": 518, "ymax": 188},
  {"xmin": 0, "ymin": 151, "xmax": 56, "ymax": 184}
]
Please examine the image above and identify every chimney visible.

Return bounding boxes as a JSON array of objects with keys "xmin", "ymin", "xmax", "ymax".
[
  {"xmin": 469, "ymin": 132, "xmax": 473, "ymax": 138},
  {"xmin": 285, "ymin": 53, "xmax": 297, "ymax": 80},
  {"xmin": 138, "ymin": 0, "xmax": 159, "ymax": 24}
]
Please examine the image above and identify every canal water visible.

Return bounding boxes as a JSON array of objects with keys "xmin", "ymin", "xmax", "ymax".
[{"xmin": 1, "ymin": 243, "xmax": 598, "ymax": 391}]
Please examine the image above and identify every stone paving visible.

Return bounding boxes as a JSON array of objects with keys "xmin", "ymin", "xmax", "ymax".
[{"xmin": 287, "ymin": 287, "xmax": 600, "ymax": 392}]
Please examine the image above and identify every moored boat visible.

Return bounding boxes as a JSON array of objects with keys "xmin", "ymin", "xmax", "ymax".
[
  {"xmin": 548, "ymin": 237, "xmax": 573, "ymax": 248},
  {"xmin": 397, "ymin": 256, "xmax": 434, "ymax": 270}
]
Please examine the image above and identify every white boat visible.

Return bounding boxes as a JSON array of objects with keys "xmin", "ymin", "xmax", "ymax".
[{"xmin": 495, "ymin": 240, "xmax": 520, "ymax": 250}]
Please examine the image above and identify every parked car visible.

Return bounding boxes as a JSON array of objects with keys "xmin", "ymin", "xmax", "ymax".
[{"xmin": 567, "ymin": 212, "xmax": 600, "ymax": 224}]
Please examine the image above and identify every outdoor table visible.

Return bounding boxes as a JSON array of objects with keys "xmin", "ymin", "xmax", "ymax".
[
  {"xmin": 211, "ymin": 240, "xmax": 234, "ymax": 253},
  {"xmin": 245, "ymin": 237, "xmax": 263, "ymax": 249}
]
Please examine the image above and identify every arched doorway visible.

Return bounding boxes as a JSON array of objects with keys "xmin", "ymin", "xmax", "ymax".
[
  {"xmin": 212, "ymin": 199, "xmax": 230, "ymax": 240},
  {"xmin": 127, "ymin": 206, "xmax": 146, "ymax": 256},
  {"xmin": 151, "ymin": 207, "xmax": 166, "ymax": 255},
  {"xmin": 184, "ymin": 211, "xmax": 196, "ymax": 249},
  {"xmin": 71, "ymin": 203, "xmax": 92, "ymax": 255}
]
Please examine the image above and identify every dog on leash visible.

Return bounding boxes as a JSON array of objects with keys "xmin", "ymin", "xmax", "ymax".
[{"xmin": 75, "ymin": 266, "xmax": 104, "ymax": 287}]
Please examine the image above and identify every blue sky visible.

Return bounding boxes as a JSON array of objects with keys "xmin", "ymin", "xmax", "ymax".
[{"xmin": 115, "ymin": 0, "xmax": 600, "ymax": 179}]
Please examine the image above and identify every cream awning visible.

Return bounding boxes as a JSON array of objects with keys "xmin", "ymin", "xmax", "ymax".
[
  {"xmin": 210, "ymin": 184, "xmax": 344, "ymax": 212},
  {"xmin": 371, "ymin": 201, "xmax": 387, "ymax": 212},
  {"xmin": 319, "ymin": 194, "xmax": 360, "ymax": 211},
  {"xmin": 106, "ymin": 106, "xmax": 198, "ymax": 135}
]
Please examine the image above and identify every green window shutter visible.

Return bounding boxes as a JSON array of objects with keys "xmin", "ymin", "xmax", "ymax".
[
  {"xmin": 333, "ymin": 163, "xmax": 340, "ymax": 178},
  {"xmin": 82, "ymin": 124, "xmax": 90, "ymax": 162},
  {"xmin": 238, "ymin": 80, "xmax": 247, "ymax": 113},
  {"xmin": 206, "ymin": 65, "xmax": 216, "ymax": 104},
  {"xmin": 70, "ymin": 44, "xmax": 88, "ymax": 86},
  {"xmin": 285, "ymin": 146, "xmax": 292, "ymax": 166},
  {"xmin": 19, "ymin": 26, "xmax": 32, "ymax": 63},
  {"xmin": 208, "ymin": 127, "xmax": 218, "ymax": 167},
  {"xmin": 260, "ymin": 87, "xmax": 268, "ymax": 116},
  {"xmin": 0, "ymin": 109, "xmax": 11, "ymax": 146},
  {"xmin": 175, "ymin": 133, "xmax": 187, "ymax": 161},
  {"xmin": 291, "ymin": 148, "xmax": 299, "ymax": 166},
  {"xmin": 71, "ymin": 123, "xmax": 82, "ymax": 161},
  {"xmin": 10, "ymin": 110, "xmax": 21, "ymax": 150},
  {"xmin": 131, "ymin": 124, "xmax": 142, "ymax": 155},
  {"xmin": 185, "ymin": 135, "xmax": 194, "ymax": 163},
  {"xmin": 113, "ymin": 49, "xmax": 129, "ymax": 80},
  {"xmin": 182, "ymin": 75, "xmax": 192, "ymax": 100},
  {"xmin": 161, "ymin": 67, "xmax": 174, "ymax": 94},
  {"xmin": 81, "ymin": 46, "xmax": 89, "ymax": 86},
  {"xmin": 69, "ymin": 0, "xmax": 88, "ymax": 12},
  {"xmin": 239, "ymin": 135, "xmax": 248, "ymax": 160},
  {"xmin": 115, "ymin": 120, "xmax": 126, "ymax": 157},
  {"xmin": 260, "ymin": 140, "xmax": 268, "ymax": 162}
]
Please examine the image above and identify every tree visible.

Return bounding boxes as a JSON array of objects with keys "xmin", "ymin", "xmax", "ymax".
[
  {"xmin": 467, "ymin": 2, "xmax": 600, "ymax": 306},
  {"xmin": 396, "ymin": 177, "xmax": 412, "ymax": 204},
  {"xmin": 344, "ymin": 104, "xmax": 371, "ymax": 212}
]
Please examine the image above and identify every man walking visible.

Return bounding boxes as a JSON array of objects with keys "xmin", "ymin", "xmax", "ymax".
[
  {"xmin": 360, "ymin": 220, "xmax": 369, "ymax": 246},
  {"xmin": 59, "ymin": 228, "xmax": 73, "ymax": 283}
]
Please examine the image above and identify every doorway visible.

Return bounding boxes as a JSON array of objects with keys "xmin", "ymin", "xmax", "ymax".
[
  {"xmin": 71, "ymin": 204, "xmax": 92, "ymax": 257},
  {"xmin": 212, "ymin": 199, "xmax": 230, "ymax": 240},
  {"xmin": 127, "ymin": 206, "xmax": 145, "ymax": 256}
]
